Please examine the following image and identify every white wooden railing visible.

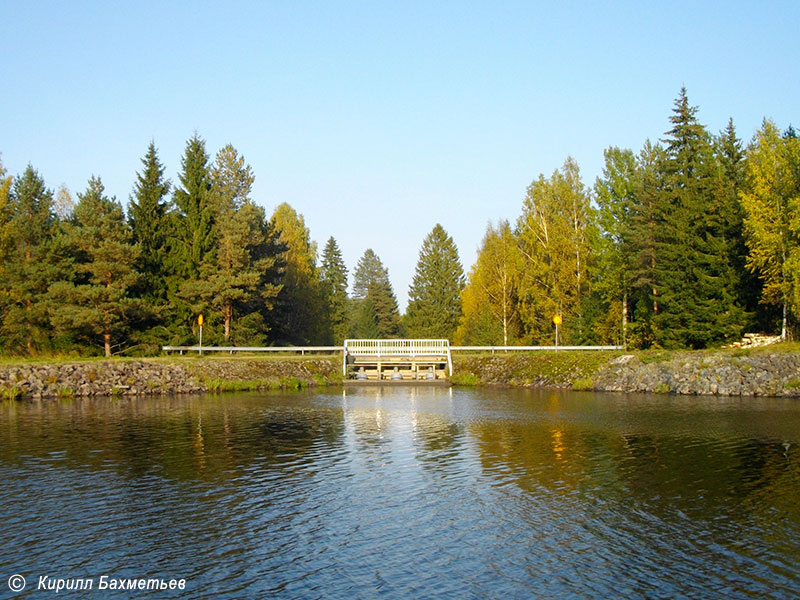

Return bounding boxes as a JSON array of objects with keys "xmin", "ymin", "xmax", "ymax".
[{"xmin": 343, "ymin": 339, "xmax": 452, "ymax": 376}]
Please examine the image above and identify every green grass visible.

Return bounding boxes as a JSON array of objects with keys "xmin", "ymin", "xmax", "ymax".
[
  {"xmin": 450, "ymin": 373, "xmax": 479, "ymax": 386},
  {"xmin": 1, "ymin": 385, "xmax": 23, "ymax": 401},
  {"xmin": 786, "ymin": 378, "xmax": 800, "ymax": 390},
  {"xmin": 572, "ymin": 377, "xmax": 594, "ymax": 391}
]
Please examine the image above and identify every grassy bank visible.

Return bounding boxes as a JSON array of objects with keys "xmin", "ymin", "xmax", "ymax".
[{"xmin": 452, "ymin": 350, "xmax": 622, "ymax": 389}]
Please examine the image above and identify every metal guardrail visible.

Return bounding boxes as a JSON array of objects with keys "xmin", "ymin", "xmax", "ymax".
[
  {"xmin": 162, "ymin": 344, "xmax": 623, "ymax": 355},
  {"xmin": 161, "ymin": 346, "xmax": 340, "ymax": 355},
  {"xmin": 451, "ymin": 346, "xmax": 624, "ymax": 351}
]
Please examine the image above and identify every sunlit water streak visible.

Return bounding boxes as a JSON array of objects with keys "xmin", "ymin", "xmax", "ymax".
[{"xmin": 0, "ymin": 387, "xmax": 798, "ymax": 598}]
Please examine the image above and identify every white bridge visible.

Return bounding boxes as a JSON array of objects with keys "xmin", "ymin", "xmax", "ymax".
[{"xmin": 343, "ymin": 339, "xmax": 452, "ymax": 382}]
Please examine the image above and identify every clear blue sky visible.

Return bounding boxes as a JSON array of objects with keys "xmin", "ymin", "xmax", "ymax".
[{"xmin": 2, "ymin": 1, "xmax": 798, "ymax": 311}]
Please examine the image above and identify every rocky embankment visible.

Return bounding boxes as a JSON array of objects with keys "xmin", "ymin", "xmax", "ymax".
[
  {"xmin": 592, "ymin": 352, "xmax": 800, "ymax": 397},
  {"xmin": 452, "ymin": 348, "xmax": 800, "ymax": 397},
  {"xmin": 0, "ymin": 358, "xmax": 341, "ymax": 400}
]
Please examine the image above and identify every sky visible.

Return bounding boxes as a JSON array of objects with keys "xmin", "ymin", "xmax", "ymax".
[{"xmin": 2, "ymin": 1, "xmax": 798, "ymax": 311}]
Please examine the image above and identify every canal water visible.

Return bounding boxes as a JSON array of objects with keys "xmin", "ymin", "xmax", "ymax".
[{"xmin": 1, "ymin": 387, "xmax": 798, "ymax": 599}]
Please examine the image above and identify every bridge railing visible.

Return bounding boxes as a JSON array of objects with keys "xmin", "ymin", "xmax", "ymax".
[{"xmin": 343, "ymin": 339, "xmax": 452, "ymax": 376}]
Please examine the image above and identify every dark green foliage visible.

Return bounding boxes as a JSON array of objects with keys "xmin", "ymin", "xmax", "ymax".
[
  {"xmin": 652, "ymin": 88, "xmax": 746, "ymax": 347},
  {"xmin": 129, "ymin": 141, "xmax": 171, "ymax": 301},
  {"xmin": 352, "ymin": 248, "xmax": 386, "ymax": 299},
  {"xmin": 350, "ymin": 249, "xmax": 401, "ymax": 338},
  {"xmin": 404, "ymin": 224, "xmax": 464, "ymax": 339},
  {"xmin": 320, "ymin": 237, "xmax": 350, "ymax": 344},
  {"xmin": 170, "ymin": 134, "xmax": 215, "ymax": 280},
  {"xmin": 1, "ymin": 165, "xmax": 58, "ymax": 354},
  {"xmin": 48, "ymin": 176, "xmax": 140, "ymax": 357}
]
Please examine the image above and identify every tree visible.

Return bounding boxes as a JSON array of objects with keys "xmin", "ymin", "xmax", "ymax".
[
  {"xmin": 1, "ymin": 165, "xmax": 57, "ymax": 354},
  {"xmin": 129, "ymin": 141, "xmax": 171, "ymax": 301},
  {"xmin": 516, "ymin": 157, "xmax": 595, "ymax": 344},
  {"xmin": 48, "ymin": 176, "xmax": 140, "ymax": 356},
  {"xmin": 270, "ymin": 202, "xmax": 325, "ymax": 345},
  {"xmin": 170, "ymin": 134, "xmax": 214, "ymax": 280},
  {"xmin": 740, "ymin": 119, "xmax": 800, "ymax": 339},
  {"xmin": 594, "ymin": 147, "xmax": 638, "ymax": 346},
  {"xmin": 352, "ymin": 248, "xmax": 388, "ymax": 299},
  {"xmin": 350, "ymin": 249, "xmax": 401, "ymax": 338},
  {"xmin": 320, "ymin": 236, "xmax": 350, "ymax": 344},
  {"xmin": 0, "ymin": 156, "xmax": 14, "ymax": 278},
  {"xmin": 181, "ymin": 145, "xmax": 282, "ymax": 343},
  {"xmin": 653, "ymin": 88, "xmax": 746, "ymax": 347},
  {"xmin": 455, "ymin": 220, "xmax": 521, "ymax": 345},
  {"xmin": 404, "ymin": 224, "xmax": 464, "ymax": 339}
]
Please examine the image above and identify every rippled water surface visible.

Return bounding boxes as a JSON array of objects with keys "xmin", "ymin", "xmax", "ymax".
[{"xmin": 1, "ymin": 387, "xmax": 799, "ymax": 598}]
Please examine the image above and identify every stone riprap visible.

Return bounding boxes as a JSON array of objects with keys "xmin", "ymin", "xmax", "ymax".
[
  {"xmin": 0, "ymin": 358, "xmax": 341, "ymax": 400},
  {"xmin": 593, "ymin": 352, "xmax": 800, "ymax": 397},
  {"xmin": 0, "ymin": 361, "xmax": 206, "ymax": 399}
]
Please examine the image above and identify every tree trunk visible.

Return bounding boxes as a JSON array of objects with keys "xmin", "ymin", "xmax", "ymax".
[
  {"xmin": 104, "ymin": 331, "xmax": 111, "ymax": 357},
  {"xmin": 224, "ymin": 303, "xmax": 232, "ymax": 340},
  {"xmin": 782, "ymin": 300, "xmax": 787, "ymax": 341},
  {"xmin": 622, "ymin": 292, "xmax": 628, "ymax": 350}
]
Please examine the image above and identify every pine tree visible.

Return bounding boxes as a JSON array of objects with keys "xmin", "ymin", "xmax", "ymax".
[
  {"xmin": 48, "ymin": 176, "xmax": 140, "ymax": 356},
  {"xmin": 1, "ymin": 165, "xmax": 57, "ymax": 354},
  {"xmin": 180, "ymin": 145, "xmax": 282, "ymax": 343},
  {"xmin": 404, "ymin": 224, "xmax": 465, "ymax": 339},
  {"xmin": 129, "ymin": 141, "xmax": 171, "ymax": 301},
  {"xmin": 320, "ymin": 236, "xmax": 350, "ymax": 344}
]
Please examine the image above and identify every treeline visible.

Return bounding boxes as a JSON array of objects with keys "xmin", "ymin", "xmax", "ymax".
[
  {"xmin": 457, "ymin": 88, "xmax": 798, "ymax": 349},
  {"xmin": 0, "ymin": 134, "xmax": 464, "ymax": 356},
  {"xmin": 0, "ymin": 88, "xmax": 797, "ymax": 356}
]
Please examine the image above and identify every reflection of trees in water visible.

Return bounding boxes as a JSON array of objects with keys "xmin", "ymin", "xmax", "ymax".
[
  {"xmin": 0, "ymin": 394, "xmax": 346, "ymax": 482},
  {"xmin": 467, "ymin": 395, "xmax": 800, "ymax": 522}
]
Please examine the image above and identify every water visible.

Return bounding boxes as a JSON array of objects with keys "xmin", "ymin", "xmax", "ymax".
[{"xmin": 1, "ymin": 387, "xmax": 798, "ymax": 599}]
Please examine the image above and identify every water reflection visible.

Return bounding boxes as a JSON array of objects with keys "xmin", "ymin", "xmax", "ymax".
[{"xmin": 0, "ymin": 388, "xmax": 798, "ymax": 598}]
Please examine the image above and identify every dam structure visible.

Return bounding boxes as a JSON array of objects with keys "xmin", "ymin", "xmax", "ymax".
[{"xmin": 342, "ymin": 339, "xmax": 452, "ymax": 383}]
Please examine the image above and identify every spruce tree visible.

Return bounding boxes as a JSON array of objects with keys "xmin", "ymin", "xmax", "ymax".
[
  {"xmin": 170, "ymin": 134, "xmax": 214, "ymax": 280},
  {"xmin": 352, "ymin": 248, "xmax": 388, "ymax": 299},
  {"xmin": 48, "ymin": 176, "xmax": 140, "ymax": 356},
  {"xmin": 320, "ymin": 236, "xmax": 350, "ymax": 344},
  {"xmin": 1, "ymin": 165, "xmax": 57, "ymax": 354},
  {"xmin": 129, "ymin": 141, "xmax": 171, "ymax": 301},
  {"xmin": 654, "ymin": 88, "xmax": 745, "ymax": 347},
  {"xmin": 350, "ymin": 249, "xmax": 401, "ymax": 338},
  {"xmin": 404, "ymin": 224, "xmax": 465, "ymax": 339}
]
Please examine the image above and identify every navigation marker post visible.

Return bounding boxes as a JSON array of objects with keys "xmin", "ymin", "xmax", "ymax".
[
  {"xmin": 198, "ymin": 314, "xmax": 204, "ymax": 356},
  {"xmin": 553, "ymin": 314, "xmax": 562, "ymax": 350}
]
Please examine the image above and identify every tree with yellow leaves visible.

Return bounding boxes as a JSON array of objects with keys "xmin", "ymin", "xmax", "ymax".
[{"xmin": 740, "ymin": 120, "xmax": 800, "ymax": 339}]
